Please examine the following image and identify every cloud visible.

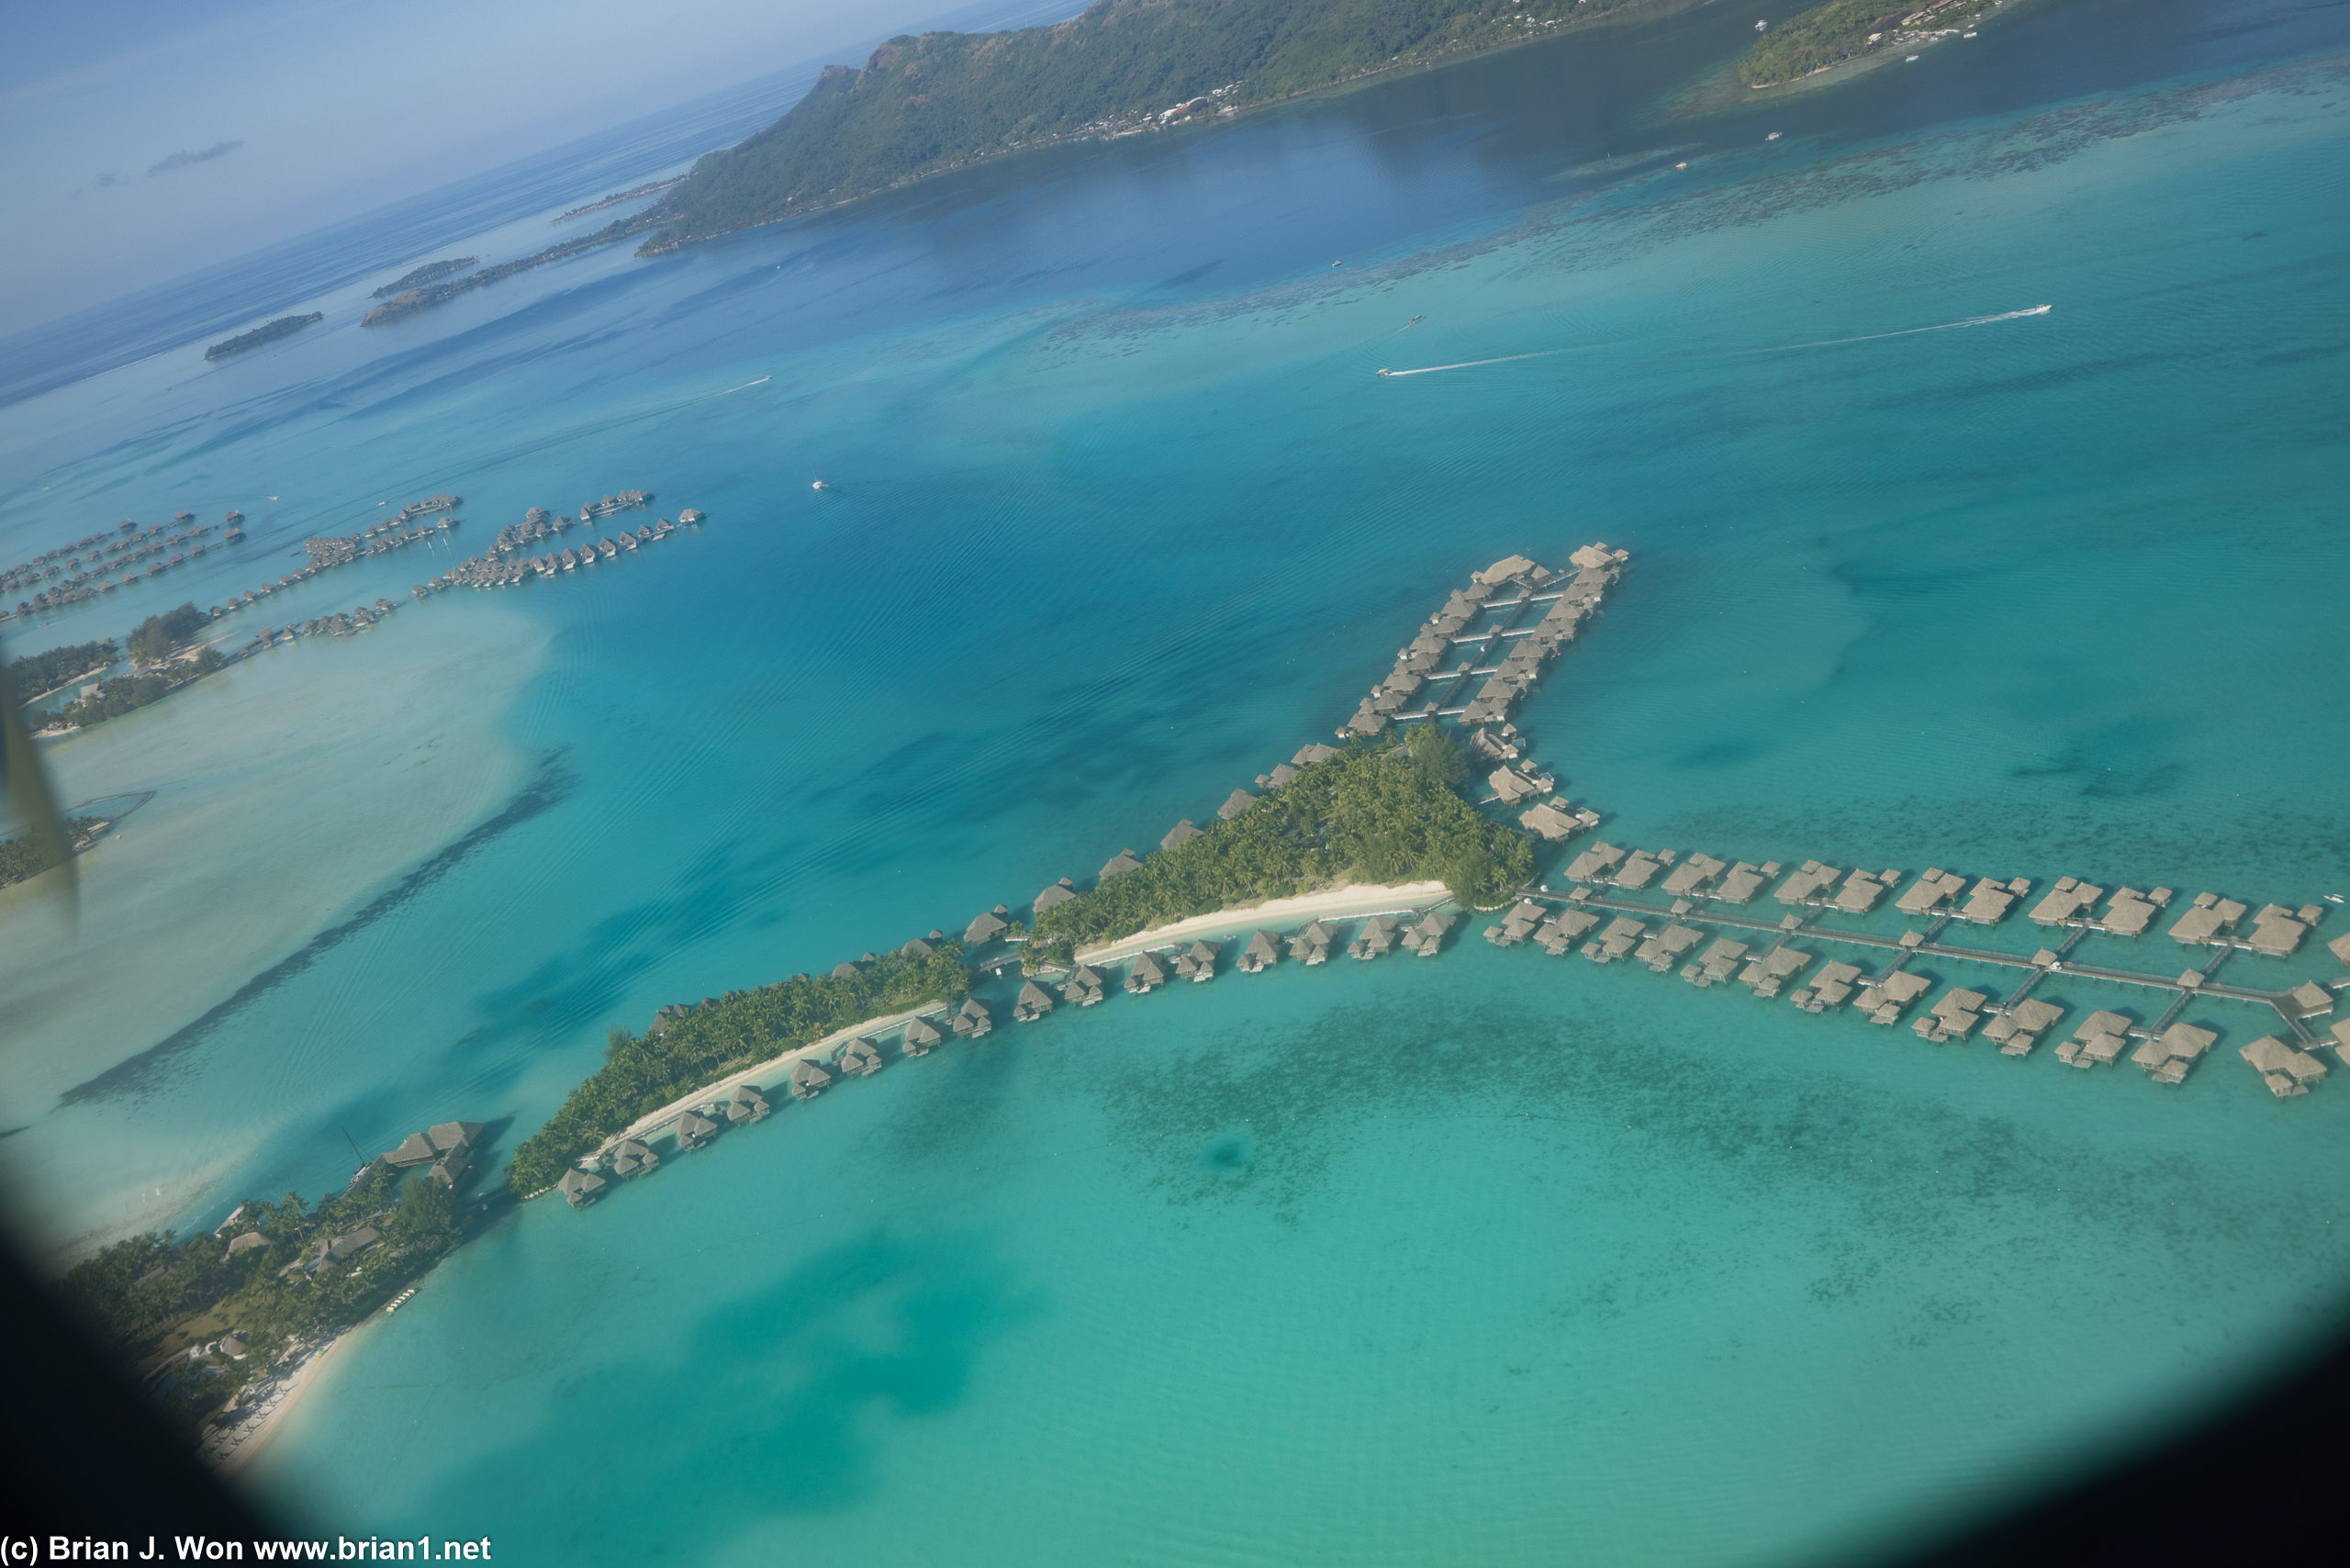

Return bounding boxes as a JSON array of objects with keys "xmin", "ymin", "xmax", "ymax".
[
  {"xmin": 92, "ymin": 170, "xmax": 123, "ymax": 188},
  {"xmin": 146, "ymin": 139, "xmax": 242, "ymax": 176}
]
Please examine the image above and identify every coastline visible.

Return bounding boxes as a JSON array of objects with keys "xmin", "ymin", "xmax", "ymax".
[
  {"xmin": 585, "ymin": 1001, "xmax": 955, "ymax": 1160},
  {"xmin": 215, "ymin": 1313, "xmax": 373, "ymax": 1478},
  {"xmin": 1075, "ymin": 881, "xmax": 1450, "ymax": 967}
]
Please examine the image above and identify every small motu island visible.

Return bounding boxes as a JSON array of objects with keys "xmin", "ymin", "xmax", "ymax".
[{"xmin": 203, "ymin": 313, "xmax": 322, "ymax": 361}]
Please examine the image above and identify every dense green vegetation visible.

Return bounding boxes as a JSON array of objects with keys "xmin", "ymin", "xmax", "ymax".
[
  {"xmin": 204, "ymin": 312, "xmax": 323, "ymax": 361},
  {"xmin": 0, "ymin": 815, "xmax": 98, "ymax": 890},
  {"xmin": 1740, "ymin": 1, "xmax": 1913, "ymax": 86},
  {"xmin": 6, "ymin": 636, "xmax": 116, "ymax": 698},
  {"xmin": 643, "ymin": 0, "xmax": 1651, "ymax": 250},
  {"xmin": 59, "ymin": 1168, "xmax": 468, "ymax": 1435},
  {"xmin": 41, "ymin": 647, "xmax": 222, "ymax": 732},
  {"xmin": 129, "ymin": 601, "xmax": 208, "ymax": 666},
  {"xmin": 505, "ymin": 944, "xmax": 973, "ymax": 1194},
  {"xmin": 1024, "ymin": 729, "xmax": 1532, "ymax": 964}
]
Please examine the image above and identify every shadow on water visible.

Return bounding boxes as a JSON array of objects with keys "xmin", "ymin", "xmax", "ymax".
[{"xmin": 402, "ymin": 1227, "xmax": 1025, "ymax": 1544}]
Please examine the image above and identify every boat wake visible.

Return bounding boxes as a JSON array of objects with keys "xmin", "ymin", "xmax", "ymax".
[
  {"xmin": 1738, "ymin": 305, "xmax": 2053, "ymax": 354},
  {"xmin": 1376, "ymin": 348, "xmax": 1585, "ymax": 378},
  {"xmin": 720, "ymin": 374, "xmax": 772, "ymax": 394}
]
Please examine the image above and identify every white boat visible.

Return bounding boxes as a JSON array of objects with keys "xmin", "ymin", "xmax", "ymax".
[{"xmin": 811, "ymin": 479, "xmax": 830, "ymax": 491}]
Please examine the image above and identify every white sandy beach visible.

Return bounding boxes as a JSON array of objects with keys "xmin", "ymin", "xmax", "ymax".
[
  {"xmin": 1075, "ymin": 881, "xmax": 1450, "ymax": 966},
  {"xmin": 590, "ymin": 1002, "xmax": 954, "ymax": 1159},
  {"xmin": 215, "ymin": 1313, "xmax": 373, "ymax": 1478}
]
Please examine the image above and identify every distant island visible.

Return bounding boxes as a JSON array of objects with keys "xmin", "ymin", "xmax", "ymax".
[
  {"xmin": 363, "ymin": 218, "xmax": 655, "ymax": 325},
  {"xmin": 204, "ymin": 314, "xmax": 322, "ymax": 361},
  {"xmin": 554, "ymin": 178, "xmax": 685, "ymax": 223},
  {"xmin": 371, "ymin": 257, "xmax": 477, "ymax": 299},
  {"xmin": 636, "ymin": 0, "xmax": 1652, "ymax": 253}
]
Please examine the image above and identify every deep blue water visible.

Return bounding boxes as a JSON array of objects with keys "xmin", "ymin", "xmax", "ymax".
[{"xmin": 2, "ymin": 0, "xmax": 2349, "ymax": 1561}]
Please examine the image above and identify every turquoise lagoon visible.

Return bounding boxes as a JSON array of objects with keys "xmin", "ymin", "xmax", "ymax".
[{"xmin": 2, "ymin": 0, "xmax": 2348, "ymax": 1560}]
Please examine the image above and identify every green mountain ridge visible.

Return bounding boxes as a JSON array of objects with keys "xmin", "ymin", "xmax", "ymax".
[{"xmin": 639, "ymin": 0, "xmax": 1651, "ymax": 252}]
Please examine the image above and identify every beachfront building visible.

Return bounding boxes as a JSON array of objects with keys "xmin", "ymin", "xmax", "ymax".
[
  {"xmin": 676, "ymin": 1110, "xmax": 720, "ymax": 1149},
  {"xmin": 559, "ymin": 1168, "xmax": 607, "ymax": 1207},
  {"xmin": 1125, "ymin": 953, "xmax": 1168, "ymax": 994},
  {"xmin": 954, "ymin": 999, "xmax": 994, "ymax": 1037},
  {"xmin": 1238, "ymin": 931, "xmax": 1282, "ymax": 973},
  {"xmin": 840, "ymin": 1036, "xmax": 884, "ymax": 1076},
  {"xmin": 1061, "ymin": 966, "xmax": 1107, "ymax": 1006},
  {"xmin": 789, "ymin": 1058, "xmax": 834, "ymax": 1100},
  {"xmin": 1014, "ymin": 980, "xmax": 1056, "ymax": 1022},
  {"xmin": 1217, "ymin": 789, "xmax": 1257, "ymax": 822},
  {"xmin": 1404, "ymin": 911, "xmax": 1456, "ymax": 958},
  {"xmin": 726, "ymin": 1085, "xmax": 771, "ymax": 1124},
  {"xmin": 965, "ymin": 908, "xmax": 1011, "ymax": 946},
  {"xmin": 901, "ymin": 1016, "xmax": 944, "ymax": 1055},
  {"xmin": 1175, "ymin": 940, "xmax": 1222, "ymax": 981},
  {"xmin": 1161, "ymin": 819, "xmax": 1202, "ymax": 852},
  {"xmin": 610, "ymin": 1139, "xmax": 658, "ymax": 1179},
  {"xmin": 1035, "ymin": 878, "xmax": 1078, "ymax": 913},
  {"xmin": 1288, "ymin": 921, "xmax": 1335, "ymax": 965},
  {"xmin": 1100, "ymin": 849, "xmax": 1143, "ymax": 879}
]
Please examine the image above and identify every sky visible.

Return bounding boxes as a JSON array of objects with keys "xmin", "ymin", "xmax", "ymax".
[{"xmin": 0, "ymin": 0, "xmax": 1055, "ymax": 329}]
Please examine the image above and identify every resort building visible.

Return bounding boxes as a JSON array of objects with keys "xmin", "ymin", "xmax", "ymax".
[
  {"xmin": 558, "ymin": 1168, "xmax": 607, "ymax": 1207},
  {"xmin": 789, "ymin": 1058, "xmax": 833, "ymax": 1100},
  {"xmin": 1982, "ymin": 999, "xmax": 2065, "ymax": 1056},
  {"xmin": 1013, "ymin": 980, "xmax": 1056, "ymax": 1022},
  {"xmin": 1855, "ymin": 970, "xmax": 1931, "ymax": 1025},
  {"xmin": 1061, "ymin": 966, "xmax": 1107, "ymax": 1006},
  {"xmin": 901, "ymin": 1016, "xmax": 943, "ymax": 1055},
  {"xmin": 2056, "ymin": 1011, "xmax": 2135, "ymax": 1069},
  {"xmin": 2240, "ymin": 1036, "xmax": 2326, "ymax": 1098},
  {"xmin": 1535, "ymin": 908, "xmax": 1599, "ymax": 956},
  {"xmin": 1912, "ymin": 989, "xmax": 1988, "ymax": 1043},
  {"xmin": 1238, "ymin": 931, "xmax": 1283, "ymax": 973},
  {"xmin": 954, "ymin": 999, "xmax": 995, "ymax": 1037},
  {"xmin": 2166, "ymin": 893, "xmax": 2248, "ymax": 946},
  {"xmin": 1125, "ymin": 953, "xmax": 1168, "ymax": 993},
  {"xmin": 1789, "ymin": 961, "xmax": 1863, "ymax": 1014},
  {"xmin": 2132, "ymin": 1022, "xmax": 2218, "ymax": 1083},
  {"xmin": 840, "ymin": 1036, "xmax": 884, "ymax": 1076}
]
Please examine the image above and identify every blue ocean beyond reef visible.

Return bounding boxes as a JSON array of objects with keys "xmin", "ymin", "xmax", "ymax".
[{"xmin": 2, "ymin": 0, "xmax": 2349, "ymax": 1561}]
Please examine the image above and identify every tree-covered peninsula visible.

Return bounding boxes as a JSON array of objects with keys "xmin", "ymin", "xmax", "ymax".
[
  {"xmin": 640, "ymin": 0, "xmax": 1650, "ymax": 251},
  {"xmin": 503, "ymin": 944, "xmax": 975, "ymax": 1195},
  {"xmin": 1024, "ymin": 726, "xmax": 1531, "ymax": 964}
]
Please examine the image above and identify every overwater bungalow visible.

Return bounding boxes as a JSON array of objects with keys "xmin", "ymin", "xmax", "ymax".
[
  {"xmin": 1636, "ymin": 924, "xmax": 1705, "ymax": 973},
  {"xmin": 840, "ymin": 1037, "xmax": 884, "ymax": 1076},
  {"xmin": 2132, "ymin": 1022, "xmax": 2217, "ymax": 1083},
  {"xmin": 1984, "ymin": 999, "xmax": 2065, "ymax": 1056},
  {"xmin": 1960, "ymin": 877, "xmax": 2026, "ymax": 924},
  {"xmin": 675, "ymin": 1110, "xmax": 720, "ymax": 1150},
  {"xmin": 1833, "ymin": 869, "xmax": 1897, "ymax": 913},
  {"xmin": 965, "ymin": 909, "xmax": 1011, "ymax": 946},
  {"xmin": 2166, "ymin": 892, "xmax": 2248, "ymax": 946},
  {"xmin": 789, "ymin": 1058, "xmax": 834, "ymax": 1100},
  {"xmin": 383, "ymin": 1132, "xmax": 439, "ymax": 1169},
  {"xmin": 1217, "ymin": 789, "xmax": 1258, "ymax": 822},
  {"xmin": 1611, "ymin": 849, "xmax": 1664, "ymax": 890},
  {"xmin": 1061, "ymin": 965, "xmax": 1107, "ymax": 1006},
  {"xmin": 1100, "ymin": 849, "xmax": 1143, "ymax": 879},
  {"xmin": 1035, "ymin": 877, "xmax": 1078, "ymax": 913},
  {"xmin": 1125, "ymin": 952, "xmax": 1168, "ymax": 993},
  {"xmin": 1014, "ymin": 980, "xmax": 1056, "ymax": 1021},
  {"xmin": 1405, "ymin": 911, "xmax": 1456, "ymax": 958},
  {"xmin": 953, "ymin": 999, "xmax": 994, "ymax": 1037},
  {"xmin": 1662, "ymin": 853, "xmax": 1728, "ymax": 898},
  {"xmin": 1563, "ymin": 842, "xmax": 1627, "ymax": 882},
  {"xmin": 2090, "ymin": 887, "xmax": 2167, "ymax": 936},
  {"xmin": 1855, "ymin": 970, "xmax": 1931, "ymax": 1025},
  {"xmin": 1913, "ymin": 989, "xmax": 1988, "ymax": 1043},
  {"xmin": 610, "ymin": 1139, "xmax": 658, "ymax": 1178},
  {"xmin": 1176, "ymin": 939, "xmax": 1221, "ymax": 981},
  {"xmin": 901, "ymin": 1016, "xmax": 944, "ymax": 1055},
  {"xmin": 831, "ymin": 960, "xmax": 860, "ymax": 980},
  {"xmin": 1535, "ymin": 908, "xmax": 1599, "ymax": 956},
  {"xmin": 1584, "ymin": 917, "xmax": 1645, "ymax": 964},
  {"xmin": 1742, "ymin": 946, "xmax": 1814, "ymax": 999},
  {"xmin": 2240, "ymin": 1036, "xmax": 2327, "ymax": 1097},
  {"xmin": 1683, "ymin": 937, "xmax": 1749, "ymax": 987},
  {"xmin": 1349, "ymin": 916, "xmax": 1398, "ymax": 961},
  {"xmin": 1484, "ymin": 901, "xmax": 1545, "ymax": 946},
  {"xmin": 2056, "ymin": 1011, "xmax": 2134, "ymax": 1069},
  {"xmin": 2245, "ymin": 903, "xmax": 2315, "ymax": 956},
  {"xmin": 1487, "ymin": 767, "xmax": 1539, "ymax": 805},
  {"xmin": 1774, "ymin": 862, "xmax": 1841, "ymax": 905},
  {"xmin": 558, "ymin": 1168, "xmax": 608, "ymax": 1207},
  {"xmin": 2288, "ymin": 980, "xmax": 2333, "ymax": 1017},
  {"xmin": 726, "ymin": 1085, "xmax": 771, "ymax": 1124},
  {"xmin": 1161, "ymin": 819, "xmax": 1202, "ymax": 852},
  {"xmin": 1288, "ymin": 921, "xmax": 1335, "ymax": 965},
  {"xmin": 1717, "ymin": 862, "xmax": 1773, "ymax": 903},
  {"xmin": 1520, "ymin": 801, "xmax": 1598, "ymax": 842},
  {"xmin": 2027, "ymin": 877, "xmax": 2102, "ymax": 927},
  {"xmin": 1789, "ymin": 960, "xmax": 1864, "ymax": 1013},
  {"xmin": 902, "ymin": 936, "xmax": 936, "ymax": 958},
  {"xmin": 1237, "ymin": 930, "xmax": 1283, "ymax": 973}
]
